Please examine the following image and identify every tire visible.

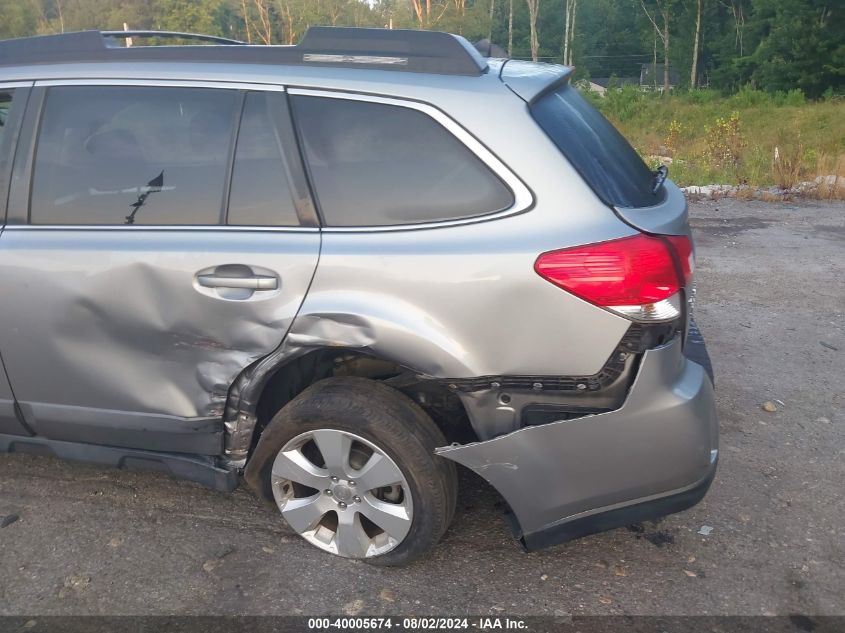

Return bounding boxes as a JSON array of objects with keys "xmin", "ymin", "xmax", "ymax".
[{"xmin": 244, "ymin": 376, "xmax": 458, "ymax": 566}]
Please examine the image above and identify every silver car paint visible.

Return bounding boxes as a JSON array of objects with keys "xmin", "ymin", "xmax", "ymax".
[
  {"xmin": 435, "ymin": 339, "xmax": 718, "ymax": 539},
  {"xmin": 0, "ymin": 362, "xmax": 13, "ymax": 409},
  {"xmin": 0, "ymin": 354, "xmax": 25, "ymax": 435},
  {"xmin": 218, "ymin": 217, "xmax": 633, "ymax": 459},
  {"xmin": 0, "ymin": 228, "xmax": 319, "ymax": 450},
  {"xmin": 1, "ymin": 64, "xmax": 639, "ymax": 435},
  {"xmin": 614, "ymin": 180, "xmax": 691, "ymax": 237},
  {"xmin": 496, "ymin": 59, "xmax": 572, "ymax": 102},
  {"xmin": 273, "ymin": 75, "xmax": 636, "ymax": 379},
  {"xmin": 0, "ymin": 59, "xmax": 711, "ymax": 537},
  {"xmin": 217, "ymin": 75, "xmax": 641, "ymax": 460},
  {"xmin": 288, "ymin": 220, "xmax": 631, "ymax": 378}
]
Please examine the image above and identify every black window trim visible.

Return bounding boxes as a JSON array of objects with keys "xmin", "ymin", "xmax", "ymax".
[
  {"xmin": 9, "ymin": 78, "xmax": 319, "ymax": 231},
  {"xmin": 287, "ymin": 87, "xmax": 534, "ymax": 232},
  {"xmin": 0, "ymin": 82, "xmax": 33, "ymax": 226},
  {"xmin": 221, "ymin": 90, "xmax": 247, "ymax": 226},
  {"xmin": 226, "ymin": 89, "xmax": 319, "ymax": 229}
]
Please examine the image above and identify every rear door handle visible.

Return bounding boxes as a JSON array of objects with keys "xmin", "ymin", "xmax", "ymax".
[{"xmin": 196, "ymin": 274, "xmax": 278, "ymax": 290}]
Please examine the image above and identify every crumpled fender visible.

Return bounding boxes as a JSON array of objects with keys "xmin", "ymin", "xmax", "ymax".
[{"xmin": 279, "ymin": 291, "xmax": 481, "ymax": 378}]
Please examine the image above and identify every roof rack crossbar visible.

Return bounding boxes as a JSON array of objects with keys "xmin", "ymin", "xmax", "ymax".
[
  {"xmin": 0, "ymin": 26, "xmax": 488, "ymax": 77},
  {"xmin": 101, "ymin": 31, "xmax": 245, "ymax": 45}
]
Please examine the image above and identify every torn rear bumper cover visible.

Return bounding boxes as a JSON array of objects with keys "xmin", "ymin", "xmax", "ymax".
[{"xmin": 435, "ymin": 337, "xmax": 718, "ymax": 551}]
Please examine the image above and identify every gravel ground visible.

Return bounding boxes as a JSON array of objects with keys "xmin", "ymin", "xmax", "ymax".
[{"xmin": 0, "ymin": 199, "xmax": 843, "ymax": 616}]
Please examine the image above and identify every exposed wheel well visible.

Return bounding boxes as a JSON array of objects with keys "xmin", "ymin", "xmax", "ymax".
[{"xmin": 250, "ymin": 349, "xmax": 476, "ymax": 455}]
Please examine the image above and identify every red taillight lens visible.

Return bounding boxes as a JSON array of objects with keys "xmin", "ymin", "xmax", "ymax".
[
  {"xmin": 535, "ymin": 234, "xmax": 691, "ymax": 310},
  {"xmin": 665, "ymin": 234, "xmax": 694, "ymax": 287}
]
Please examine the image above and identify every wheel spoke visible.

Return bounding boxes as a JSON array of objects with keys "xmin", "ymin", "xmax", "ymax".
[
  {"xmin": 272, "ymin": 448, "xmax": 329, "ymax": 490},
  {"xmin": 280, "ymin": 494, "xmax": 331, "ymax": 534},
  {"xmin": 311, "ymin": 429, "xmax": 353, "ymax": 476},
  {"xmin": 359, "ymin": 496, "xmax": 412, "ymax": 541},
  {"xmin": 272, "ymin": 428, "xmax": 415, "ymax": 559},
  {"xmin": 335, "ymin": 511, "xmax": 372, "ymax": 558},
  {"xmin": 353, "ymin": 452, "xmax": 403, "ymax": 492}
]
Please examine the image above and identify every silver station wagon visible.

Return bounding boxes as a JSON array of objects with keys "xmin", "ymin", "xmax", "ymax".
[{"xmin": 0, "ymin": 26, "xmax": 717, "ymax": 565}]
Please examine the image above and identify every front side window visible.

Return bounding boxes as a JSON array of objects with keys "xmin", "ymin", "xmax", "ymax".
[
  {"xmin": 292, "ymin": 96, "xmax": 514, "ymax": 226},
  {"xmin": 31, "ymin": 85, "xmax": 238, "ymax": 225}
]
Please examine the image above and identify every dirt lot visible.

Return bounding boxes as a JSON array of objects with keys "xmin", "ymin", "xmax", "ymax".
[{"xmin": 0, "ymin": 199, "xmax": 843, "ymax": 616}]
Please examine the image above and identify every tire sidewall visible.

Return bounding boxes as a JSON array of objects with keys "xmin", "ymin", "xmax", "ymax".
[{"xmin": 246, "ymin": 377, "xmax": 456, "ymax": 566}]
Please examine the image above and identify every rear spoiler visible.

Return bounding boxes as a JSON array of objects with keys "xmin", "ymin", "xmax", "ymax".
[{"xmin": 499, "ymin": 59, "xmax": 575, "ymax": 104}]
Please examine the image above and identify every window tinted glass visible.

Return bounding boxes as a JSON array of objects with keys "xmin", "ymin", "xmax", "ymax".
[
  {"xmin": 0, "ymin": 91, "xmax": 12, "ymax": 143},
  {"xmin": 531, "ymin": 85, "xmax": 659, "ymax": 208},
  {"xmin": 228, "ymin": 92, "xmax": 298, "ymax": 226},
  {"xmin": 31, "ymin": 86, "xmax": 237, "ymax": 225},
  {"xmin": 292, "ymin": 96, "xmax": 514, "ymax": 226}
]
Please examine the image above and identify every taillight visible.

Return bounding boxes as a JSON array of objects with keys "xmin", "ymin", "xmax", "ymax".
[
  {"xmin": 535, "ymin": 234, "xmax": 693, "ymax": 322},
  {"xmin": 664, "ymin": 234, "xmax": 694, "ymax": 287}
]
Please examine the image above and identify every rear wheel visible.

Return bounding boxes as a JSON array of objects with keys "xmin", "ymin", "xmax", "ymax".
[{"xmin": 246, "ymin": 377, "xmax": 457, "ymax": 566}]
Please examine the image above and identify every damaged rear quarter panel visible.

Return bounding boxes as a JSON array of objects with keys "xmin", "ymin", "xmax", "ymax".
[
  {"xmin": 224, "ymin": 212, "xmax": 635, "ymax": 461},
  {"xmin": 289, "ymin": 223, "xmax": 631, "ymax": 379}
]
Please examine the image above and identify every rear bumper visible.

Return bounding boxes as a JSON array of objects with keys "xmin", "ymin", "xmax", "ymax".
[
  {"xmin": 520, "ymin": 458, "xmax": 717, "ymax": 550},
  {"xmin": 436, "ymin": 335, "xmax": 718, "ymax": 550}
]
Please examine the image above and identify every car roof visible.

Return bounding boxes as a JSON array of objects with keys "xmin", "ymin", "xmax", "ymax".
[
  {"xmin": 0, "ymin": 28, "xmax": 572, "ymax": 110},
  {"xmin": 0, "ymin": 27, "xmax": 488, "ymax": 77}
]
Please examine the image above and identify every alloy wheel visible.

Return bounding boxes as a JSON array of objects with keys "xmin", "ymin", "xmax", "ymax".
[{"xmin": 270, "ymin": 429, "xmax": 413, "ymax": 558}]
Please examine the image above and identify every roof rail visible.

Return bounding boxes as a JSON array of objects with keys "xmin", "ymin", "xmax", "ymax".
[
  {"xmin": 101, "ymin": 31, "xmax": 244, "ymax": 46},
  {"xmin": 0, "ymin": 26, "xmax": 488, "ymax": 77}
]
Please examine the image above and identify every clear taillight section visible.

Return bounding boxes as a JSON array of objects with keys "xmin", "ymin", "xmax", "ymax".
[{"xmin": 534, "ymin": 233, "xmax": 693, "ymax": 323}]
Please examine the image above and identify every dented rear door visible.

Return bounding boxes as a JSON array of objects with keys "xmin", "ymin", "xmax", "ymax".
[{"xmin": 0, "ymin": 81, "xmax": 319, "ymax": 454}]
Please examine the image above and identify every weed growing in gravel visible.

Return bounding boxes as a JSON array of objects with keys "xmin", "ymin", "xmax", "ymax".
[
  {"xmin": 705, "ymin": 111, "xmax": 744, "ymax": 170},
  {"xmin": 665, "ymin": 119, "xmax": 682, "ymax": 157},
  {"xmin": 772, "ymin": 131, "xmax": 805, "ymax": 191}
]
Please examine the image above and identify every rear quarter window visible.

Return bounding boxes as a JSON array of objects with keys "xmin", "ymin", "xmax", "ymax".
[
  {"xmin": 292, "ymin": 95, "xmax": 515, "ymax": 227},
  {"xmin": 531, "ymin": 85, "xmax": 660, "ymax": 209}
]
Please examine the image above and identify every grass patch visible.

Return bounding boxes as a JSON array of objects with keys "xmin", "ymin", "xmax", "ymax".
[{"xmin": 583, "ymin": 86, "xmax": 845, "ymax": 196}]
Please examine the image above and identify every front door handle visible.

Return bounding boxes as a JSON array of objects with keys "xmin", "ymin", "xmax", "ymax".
[{"xmin": 197, "ymin": 274, "xmax": 278, "ymax": 290}]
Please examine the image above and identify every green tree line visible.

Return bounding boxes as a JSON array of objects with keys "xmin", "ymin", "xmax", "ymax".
[{"xmin": 1, "ymin": 0, "xmax": 842, "ymax": 97}]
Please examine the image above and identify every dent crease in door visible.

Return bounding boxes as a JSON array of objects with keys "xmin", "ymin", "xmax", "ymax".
[
  {"xmin": 0, "ymin": 229, "xmax": 320, "ymax": 452},
  {"xmin": 0, "ymin": 356, "xmax": 29, "ymax": 436}
]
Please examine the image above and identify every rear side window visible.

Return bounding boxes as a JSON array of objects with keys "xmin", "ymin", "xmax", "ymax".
[
  {"xmin": 31, "ymin": 86, "xmax": 238, "ymax": 225},
  {"xmin": 531, "ymin": 85, "xmax": 659, "ymax": 208},
  {"xmin": 292, "ymin": 96, "xmax": 514, "ymax": 226},
  {"xmin": 227, "ymin": 92, "xmax": 299, "ymax": 226}
]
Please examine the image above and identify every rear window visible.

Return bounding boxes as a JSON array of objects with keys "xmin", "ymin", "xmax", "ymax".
[{"xmin": 531, "ymin": 85, "xmax": 660, "ymax": 208}]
